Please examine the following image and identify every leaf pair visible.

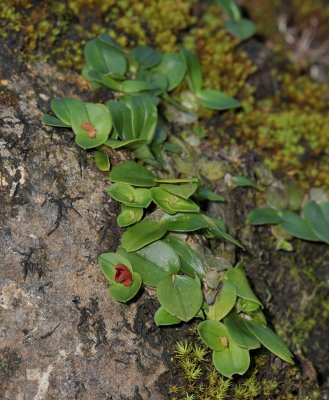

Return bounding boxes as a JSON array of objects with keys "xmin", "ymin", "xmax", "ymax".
[
  {"xmin": 43, "ymin": 98, "xmax": 112, "ymax": 149},
  {"xmin": 247, "ymin": 201, "xmax": 329, "ymax": 243},
  {"xmin": 106, "ymin": 94, "xmax": 158, "ymax": 147},
  {"xmin": 181, "ymin": 48, "xmax": 240, "ymax": 111},
  {"xmin": 216, "ymin": 0, "xmax": 256, "ymax": 41},
  {"xmin": 98, "ymin": 252, "xmax": 142, "ymax": 303}
]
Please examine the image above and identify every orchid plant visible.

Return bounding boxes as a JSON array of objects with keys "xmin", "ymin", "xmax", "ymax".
[{"xmin": 43, "ymin": 33, "xmax": 293, "ymax": 378}]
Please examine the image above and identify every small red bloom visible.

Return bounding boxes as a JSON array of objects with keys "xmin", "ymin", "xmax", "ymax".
[
  {"xmin": 81, "ymin": 122, "xmax": 96, "ymax": 138},
  {"xmin": 114, "ymin": 264, "xmax": 132, "ymax": 286}
]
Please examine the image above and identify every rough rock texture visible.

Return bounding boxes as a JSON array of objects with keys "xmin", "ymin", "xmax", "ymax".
[
  {"xmin": 1, "ymin": 36, "xmax": 328, "ymax": 399},
  {"xmin": 0, "ymin": 44, "xmax": 169, "ymax": 400}
]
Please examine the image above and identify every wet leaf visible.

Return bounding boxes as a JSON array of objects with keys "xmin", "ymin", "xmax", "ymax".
[
  {"xmin": 154, "ymin": 307, "xmax": 181, "ymax": 326},
  {"xmin": 95, "ymin": 150, "xmax": 110, "ymax": 171},
  {"xmin": 121, "ymin": 220, "xmax": 167, "ymax": 252},
  {"xmin": 109, "ymin": 161, "xmax": 156, "ymax": 187},
  {"xmin": 244, "ymin": 320, "xmax": 294, "ymax": 364},
  {"xmin": 108, "ymin": 183, "xmax": 152, "ymax": 208},
  {"xmin": 157, "ymin": 275, "xmax": 203, "ymax": 322},
  {"xmin": 109, "ymin": 271, "xmax": 142, "ymax": 303},
  {"xmin": 164, "ymin": 236, "xmax": 205, "ymax": 278},
  {"xmin": 196, "ymin": 89, "xmax": 240, "ymax": 110},
  {"xmin": 198, "ymin": 320, "xmax": 229, "ymax": 351}
]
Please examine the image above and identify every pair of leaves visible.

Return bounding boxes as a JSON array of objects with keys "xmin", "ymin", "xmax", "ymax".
[
  {"xmin": 247, "ymin": 201, "xmax": 329, "ymax": 243},
  {"xmin": 181, "ymin": 48, "xmax": 240, "ymax": 111},
  {"xmin": 198, "ymin": 320, "xmax": 250, "ymax": 377},
  {"xmin": 151, "ymin": 187, "xmax": 200, "ymax": 215},
  {"xmin": 216, "ymin": 0, "xmax": 256, "ymax": 40},
  {"xmin": 43, "ymin": 98, "xmax": 112, "ymax": 149},
  {"xmin": 108, "ymin": 183, "xmax": 152, "ymax": 208},
  {"xmin": 106, "ymin": 94, "xmax": 158, "ymax": 146},
  {"xmin": 98, "ymin": 253, "xmax": 141, "ymax": 303}
]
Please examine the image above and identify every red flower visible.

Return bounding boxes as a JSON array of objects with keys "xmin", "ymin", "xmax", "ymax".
[
  {"xmin": 80, "ymin": 122, "xmax": 96, "ymax": 138},
  {"xmin": 115, "ymin": 264, "xmax": 132, "ymax": 286}
]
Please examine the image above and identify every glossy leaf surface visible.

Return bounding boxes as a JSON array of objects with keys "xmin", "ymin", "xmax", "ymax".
[
  {"xmin": 154, "ymin": 307, "xmax": 181, "ymax": 326},
  {"xmin": 121, "ymin": 220, "xmax": 167, "ymax": 252},
  {"xmin": 196, "ymin": 89, "xmax": 240, "ymax": 110},
  {"xmin": 109, "ymin": 272, "xmax": 142, "ymax": 303},
  {"xmin": 109, "ymin": 161, "xmax": 156, "ymax": 187},
  {"xmin": 157, "ymin": 275, "xmax": 203, "ymax": 322}
]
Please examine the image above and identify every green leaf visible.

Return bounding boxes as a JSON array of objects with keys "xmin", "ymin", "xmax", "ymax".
[
  {"xmin": 303, "ymin": 201, "xmax": 329, "ymax": 243},
  {"xmin": 98, "ymin": 252, "xmax": 133, "ymax": 282},
  {"xmin": 42, "ymin": 114, "xmax": 71, "ymax": 128},
  {"xmin": 225, "ymin": 19, "xmax": 256, "ymax": 41},
  {"xmin": 71, "ymin": 103, "xmax": 112, "ymax": 149},
  {"xmin": 131, "ymin": 45, "xmax": 162, "ymax": 68},
  {"xmin": 136, "ymin": 69, "xmax": 168, "ymax": 93},
  {"xmin": 196, "ymin": 89, "xmax": 240, "ymax": 110},
  {"xmin": 117, "ymin": 205, "xmax": 143, "ymax": 227},
  {"xmin": 180, "ymin": 48, "xmax": 203, "ymax": 93},
  {"xmin": 109, "ymin": 161, "xmax": 156, "ymax": 187},
  {"xmin": 232, "ymin": 176, "xmax": 257, "ymax": 189},
  {"xmin": 120, "ymin": 80, "xmax": 157, "ymax": 94},
  {"xmin": 164, "ymin": 236, "xmax": 205, "ymax": 278},
  {"xmin": 224, "ymin": 314, "xmax": 260, "ymax": 349},
  {"xmin": 88, "ymin": 69, "xmax": 122, "ymax": 91},
  {"xmin": 198, "ymin": 320, "xmax": 229, "ymax": 351},
  {"xmin": 161, "ymin": 213, "xmax": 208, "ymax": 232},
  {"xmin": 237, "ymin": 298, "xmax": 261, "ymax": 313},
  {"xmin": 206, "ymin": 280, "xmax": 237, "ymax": 321},
  {"xmin": 84, "ymin": 37, "xmax": 127, "ymax": 75},
  {"xmin": 121, "ymin": 220, "xmax": 167, "ymax": 252},
  {"xmin": 279, "ymin": 210, "xmax": 321, "ymax": 242},
  {"xmin": 97, "ymin": 33, "xmax": 122, "ymax": 48},
  {"xmin": 104, "ymin": 138, "xmax": 146, "ymax": 150},
  {"xmin": 157, "ymin": 275, "xmax": 203, "ymax": 322},
  {"xmin": 154, "ymin": 307, "xmax": 181, "ymax": 326},
  {"xmin": 160, "ymin": 183, "xmax": 198, "ymax": 200},
  {"xmin": 244, "ymin": 320, "xmax": 294, "ymax": 364},
  {"xmin": 320, "ymin": 202, "xmax": 329, "ymax": 224},
  {"xmin": 50, "ymin": 98, "xmax": 81, "ymax": 126},
  {"xmin": 163, "ymin": 142, "xmax": 183, "ymax": 154},
  {"xmin": 225, "ymin": 267, "xmax": 262, "ymax": 306},
  {"xmin": 212, "ymin": 342, "xmax": 250, "ymax": 377},
  {"xmin": 121, "ymin": 95, "xmax": 158, "ymax": 144},
  {"xmin": 154, "ymin": 53, "xmax": 186, "ymax": 91},
  {"xmin": 106, "ymin": 101, "xmax": 134, "ymax": 140},
  {"xmin": 247, "ymin": 207, "xmax": 282, "ymax": 225},
  {"xmin": 216, "ymin": 0, "xmax": 241, "ymax": 20},
  {"xmin": 108, "ymin": 183, "xmax": 152, "ymax": 208},
  {"xmin": 95, "ymin": 150, "xmax": 110, "ymax": 171},
  {"xmin": 196, "ymin": 187, "xmax": 225, "ymax": 202},
  {"xmin": 118, "ymin": 240, "xmax": 180, "ymax": 287},
  {"xmin": 109, "ymin": 272, "xmax": 142, "ymax": 303},
  {"xmin": 151, "ymin": 187, "xmax": 200, "ymax": 215}
]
